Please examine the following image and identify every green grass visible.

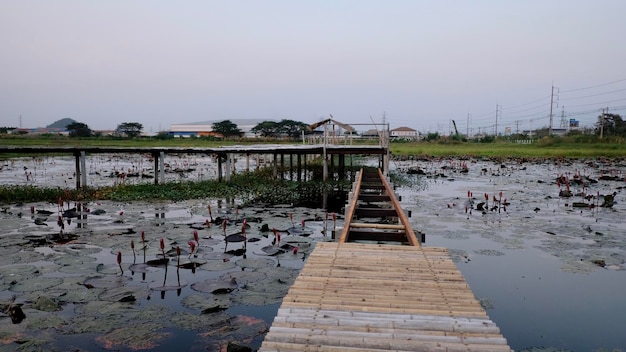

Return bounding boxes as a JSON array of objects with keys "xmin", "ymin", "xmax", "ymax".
[
  {"xmin": 2, "ymin": 134, "xmax": 624, "ymax": 204},
  {"xmin": 390, "ymin": 140, "xmax": 626, "ymax": 158},
  {"xmin": 2, "ymin": 134, "xmax": 626, "ymax": 159}
]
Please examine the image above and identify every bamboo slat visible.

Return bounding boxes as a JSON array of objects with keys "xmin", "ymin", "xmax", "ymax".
[{"xmin": 259, "ymin": 242, "xmax": 512, "ymax": 351}]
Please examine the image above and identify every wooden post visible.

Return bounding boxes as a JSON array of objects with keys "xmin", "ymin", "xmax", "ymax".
[
  {"xmin": 297, "ymin": 153, "xmax": 302, "ymax": 182},
  {"xmin": 273, "ymin": 153, "xmax": 278, "ymax": 179},
  {"xmin": 289, "ymin": 153, "xmax": 294, "ymax": 181},
  {"xmin": 74, "ymin": 151, "xmax": 81, "ymax": 190},
  {"xmin": 153, "ymin": 152, "xmax": 159, "ymax": 185},
  {"xmin": 225, "ymin": 153, "xmax": 231, "ymax": 182},
  {"xmin": 217, "ymin": 154, "xmax": 223, "ymax": 182},
  {"xmin": 339, "ymin": 154, "xmax": 345, "ymax": 179},
  {"xmin": 80, "ymin": 151, "xmax": 87, "ymax": 188}
]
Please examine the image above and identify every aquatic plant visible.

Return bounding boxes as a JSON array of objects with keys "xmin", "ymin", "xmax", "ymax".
[{"xmin": 117, "ymin": 251, "xmax": 123, "ymax": 275}]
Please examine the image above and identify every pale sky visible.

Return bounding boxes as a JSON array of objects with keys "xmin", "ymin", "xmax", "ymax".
[{"xmin": 1, "ymin": 1, "xmax": 625, "ymax": 135}]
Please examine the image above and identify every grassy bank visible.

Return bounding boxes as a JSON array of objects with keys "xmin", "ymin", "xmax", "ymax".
[
  {"xmin": 0, "ymin": 164, "xmax": 353, "ymax": 207},
  {"xmin": 2, "ymin": 134, "xmax": 625, "ymax": 158},
  {"xmin": 390, "ymin": 139, "xmax": 626, "ymax": 158},
  {"xmin": 1, "ymin": 135, "xmax": 625, "ymax": 204}
]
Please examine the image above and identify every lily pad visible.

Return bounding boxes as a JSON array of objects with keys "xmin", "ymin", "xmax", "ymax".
[
  {"xmin": 0, "ymin": 235, "xmax": 31, "ymax": 247},
  {"xmin": 96, "ymin": 263, "xmax": 125, "ymax": 275},
  {"xmin": 236, "ymin": 257, "xmax": 276, "ymax": 270},
  {"xmin": 10, "ymin": 277, "xmax": 63, "ymax": 292},
  {"xmin": 99, "ymin": 286, "xmax": 150, "ymax": 302},
  {"xmin": 181, "ymin": 294, "xmax": 231, "ymax": 313},
  {"xmin": 54, "ymin": 254, "xmax": 96, "ymax": 266},
  {"xmin": 32, "ymin": 295, "xmax": 62, "ymax": 312},
  {"xmin": 95, "ymin": 322, "xmax": 170, "ymax": 350},
  {"xmin": 149, "ymin": 279, "xmax": 189, "ymax": 292},
  {"xmin": 225, "ymin": 233, "xmax": 246, "ymax": 242},
  {"xmin": 83, "ymin": 275, "xmax": 130, "ymax": 289},
  {"xmin": 58, "ymin": 261, "xmax": 100, "ymax": 274},
  {"xmin": 67, "ymin": 314, "xmax": 122, "ymax": 334},
  {"xmin": 25, "ymin": 312, "xmax": 67, "ymax": 330},
  {"xmin": 199, "ymin": 260, "xmax": 236, "ymax": 271},
  {"xmin": 191, "ymin": 278, "xmax": 238, "ymax": 294},
  {"xmin": 170, "ymin": 311, "xmax": 232, "ymax": 331},
  {"xmin": 74, "ymin": 300, "xmax": 137, "ymax": 317},
  {"xmin": 259, "ymin": 245, "xmax": 285, "ymax": 256}
]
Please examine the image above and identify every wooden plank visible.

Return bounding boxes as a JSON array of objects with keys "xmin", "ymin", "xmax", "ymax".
[
  {"xmin": 349, "ymin": 222, "xmax": 405, "ymax": 230},
  {"xmin": 260, "ymin": 242, "xmax": 512, "ymax": 351},
  {"xmin": 354, "ymin": 208, "xmax": 399, "ymax": 218}
]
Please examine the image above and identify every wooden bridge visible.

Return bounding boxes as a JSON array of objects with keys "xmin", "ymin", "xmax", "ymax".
[{"xmin": 260, "ymin": 168, "xmax": 512, "ymax": 351}]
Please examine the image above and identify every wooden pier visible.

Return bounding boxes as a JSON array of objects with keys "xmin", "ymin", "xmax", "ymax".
[
  {"xmin": 260, "ymin": 169, "xmax": 512, "ymax": 351},
  {"xmin": 0, "ymin": 144, "xmax": 388, "ymax": 188}
]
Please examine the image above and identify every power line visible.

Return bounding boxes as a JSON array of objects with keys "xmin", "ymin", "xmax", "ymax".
[
  {"xmin": 561, "ymin": 87, "xmax": 626, "ymax": 101},
  {"xmin": 560, "ymin": 78, "xmax": 626, "ymax": 93}
]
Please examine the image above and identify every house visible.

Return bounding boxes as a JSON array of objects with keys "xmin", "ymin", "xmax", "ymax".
[{"xmin": 390, "ymin": 126, "xmax": 417, "ymax": 140}]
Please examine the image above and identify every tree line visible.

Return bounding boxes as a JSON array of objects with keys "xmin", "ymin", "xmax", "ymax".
[{"xmin": 3, "ymin": 119, "xmax": 311, "ymax": 139}]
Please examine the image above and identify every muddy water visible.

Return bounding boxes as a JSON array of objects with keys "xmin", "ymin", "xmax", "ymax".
[{"xmin": 0, "ymin": 155, "xmax": 625, "ymax": 351}]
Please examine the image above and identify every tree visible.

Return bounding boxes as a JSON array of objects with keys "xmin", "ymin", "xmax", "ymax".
[
  {"xmin": 117, "ymin": 122, "xmax": 143, "ymax": 138},
  {"xmin": 212, "ymin": 120, "xmax": 242, "ymax": 138},
  {"xmin": 0, "ymin": 127, "xmax": 16, "ymax": 134},
  {"xmin": 596, "ymin": 113, "xmax": 625, "ymax": 138},
  {"xmin": 251, "ymin": 121, "xmax": 279, "ymax": 137},
  {"xmin": 66, "ymin": 122, "xmax": 93, "ymax": 137},
  {"xmin": 250, "ymin": 119, "xmax": 309, "ymax": 139},
  {"xmin": 278, "ymin": 119, "xmax": 309, "ymax": 138}
]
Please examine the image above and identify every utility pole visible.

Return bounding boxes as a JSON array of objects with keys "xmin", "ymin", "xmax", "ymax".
[
  {"xmin": 495, "ymin": 104, "xmax": 501, "ymax": 137},
  {"xmin": 466, "ymin": 113, "xmax": 470, "ymax": 137},
  {"xmin": 549, "ymin": 85, "xmax": 559, "ymax": 136},
  {"xmin": 600, "ymin": 107, "xmax": 608, "ymax": 139},
  {"xmin": 515, "ymin": 120, "xmax": 520, "ymax": 134}
]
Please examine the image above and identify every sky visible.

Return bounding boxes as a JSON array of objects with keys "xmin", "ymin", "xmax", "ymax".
[{"xmin": 1, "ymin": 1, "xmax": 625, "ymax": 135}]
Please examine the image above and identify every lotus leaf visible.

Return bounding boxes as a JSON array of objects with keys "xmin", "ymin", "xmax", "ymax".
[
  {"xmin": 191, "ymin": 278, "xmax": 237, "ymax": 294},
  {"xmin": 95, "ymin": 322, "xmax": 169, "ymax": 350},
  {"xmin": 99, "ymin": 286, "xmax": 150, "ymax": 302},
  {"xmin": 10, "ymin": 277, "xmax": 63, "ymax": 293},
  {"xmin": 181, "ymin": 293, "xmax": 231, "ymax": 312},
  {"xmin": 32, "ymin": 296, "xmax": 61, "ymax": 312}
]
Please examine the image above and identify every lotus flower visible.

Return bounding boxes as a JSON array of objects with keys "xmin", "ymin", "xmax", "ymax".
[
  {"xmin": 188, "ymin": 241, "xmax": 196, "ymax": 257},
  {"xmin": 193, "ymin": 230, "xmax": 199, "ymax": 245}
]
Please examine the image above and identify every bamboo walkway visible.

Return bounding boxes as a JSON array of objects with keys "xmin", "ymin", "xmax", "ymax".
[
  {"xmin": 259, "ymin": 169, "xmax": 512, "ymax": 351},
  {"xmin": 260, "ymin": 242, "xmax": 512, "ymax": 351}
]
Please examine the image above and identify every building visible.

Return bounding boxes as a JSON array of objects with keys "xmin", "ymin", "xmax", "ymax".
[
  {"xmin": 168, "ymin": 119, "xmax": 270, "ymax": 138},
  {"xmin": 390, "ymin": 126, "xmax": 417, "ymax": 140}
]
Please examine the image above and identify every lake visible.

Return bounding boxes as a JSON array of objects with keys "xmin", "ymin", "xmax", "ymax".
[{"xmin": 0, "ymin": 154, "xmax": 624, "ymax": 351}]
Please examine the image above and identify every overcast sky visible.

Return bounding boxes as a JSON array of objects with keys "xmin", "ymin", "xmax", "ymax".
[{"xmin": 2, "ymin": 1, "xmax": 625, "ymax": 135}]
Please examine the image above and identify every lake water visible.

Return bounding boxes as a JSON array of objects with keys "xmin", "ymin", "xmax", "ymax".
[{"xmin": 0, "ymin": 154, "xmax": 625, "ymax": 351}]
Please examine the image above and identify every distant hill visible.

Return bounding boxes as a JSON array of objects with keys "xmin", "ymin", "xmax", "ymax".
[{"xmin": 46, "ymin": 118, "xmax": 78, "ymax": 129}]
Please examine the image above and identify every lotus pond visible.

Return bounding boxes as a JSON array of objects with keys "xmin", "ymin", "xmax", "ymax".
[{"xmin": 0, "ymin": 154, "xmax": 625, "ymax": 351}]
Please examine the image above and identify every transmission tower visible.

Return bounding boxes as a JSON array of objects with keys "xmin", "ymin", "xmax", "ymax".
[{"xmin": 559, "ymin": 106, "xmax": 567, "ymax": 129}]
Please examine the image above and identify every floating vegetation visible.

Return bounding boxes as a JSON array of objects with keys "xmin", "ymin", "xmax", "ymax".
[
  {"xmin": 473, "ymin": 249, "xmax": 505, "ymax": 256},
  {"xmin": 95, "ymin": 322, "xmax": 170, "ymax": 350},
  {"xmin": 191, "ymin": 277, "xmax": 238, "ymax": 294},
  {"xmin": 31, "ymin": 296, "xmax": 61, "ymax": 312},
  {"xmin": 0, "ymin": 155, "xmax": 624, "ymax": 351}
]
